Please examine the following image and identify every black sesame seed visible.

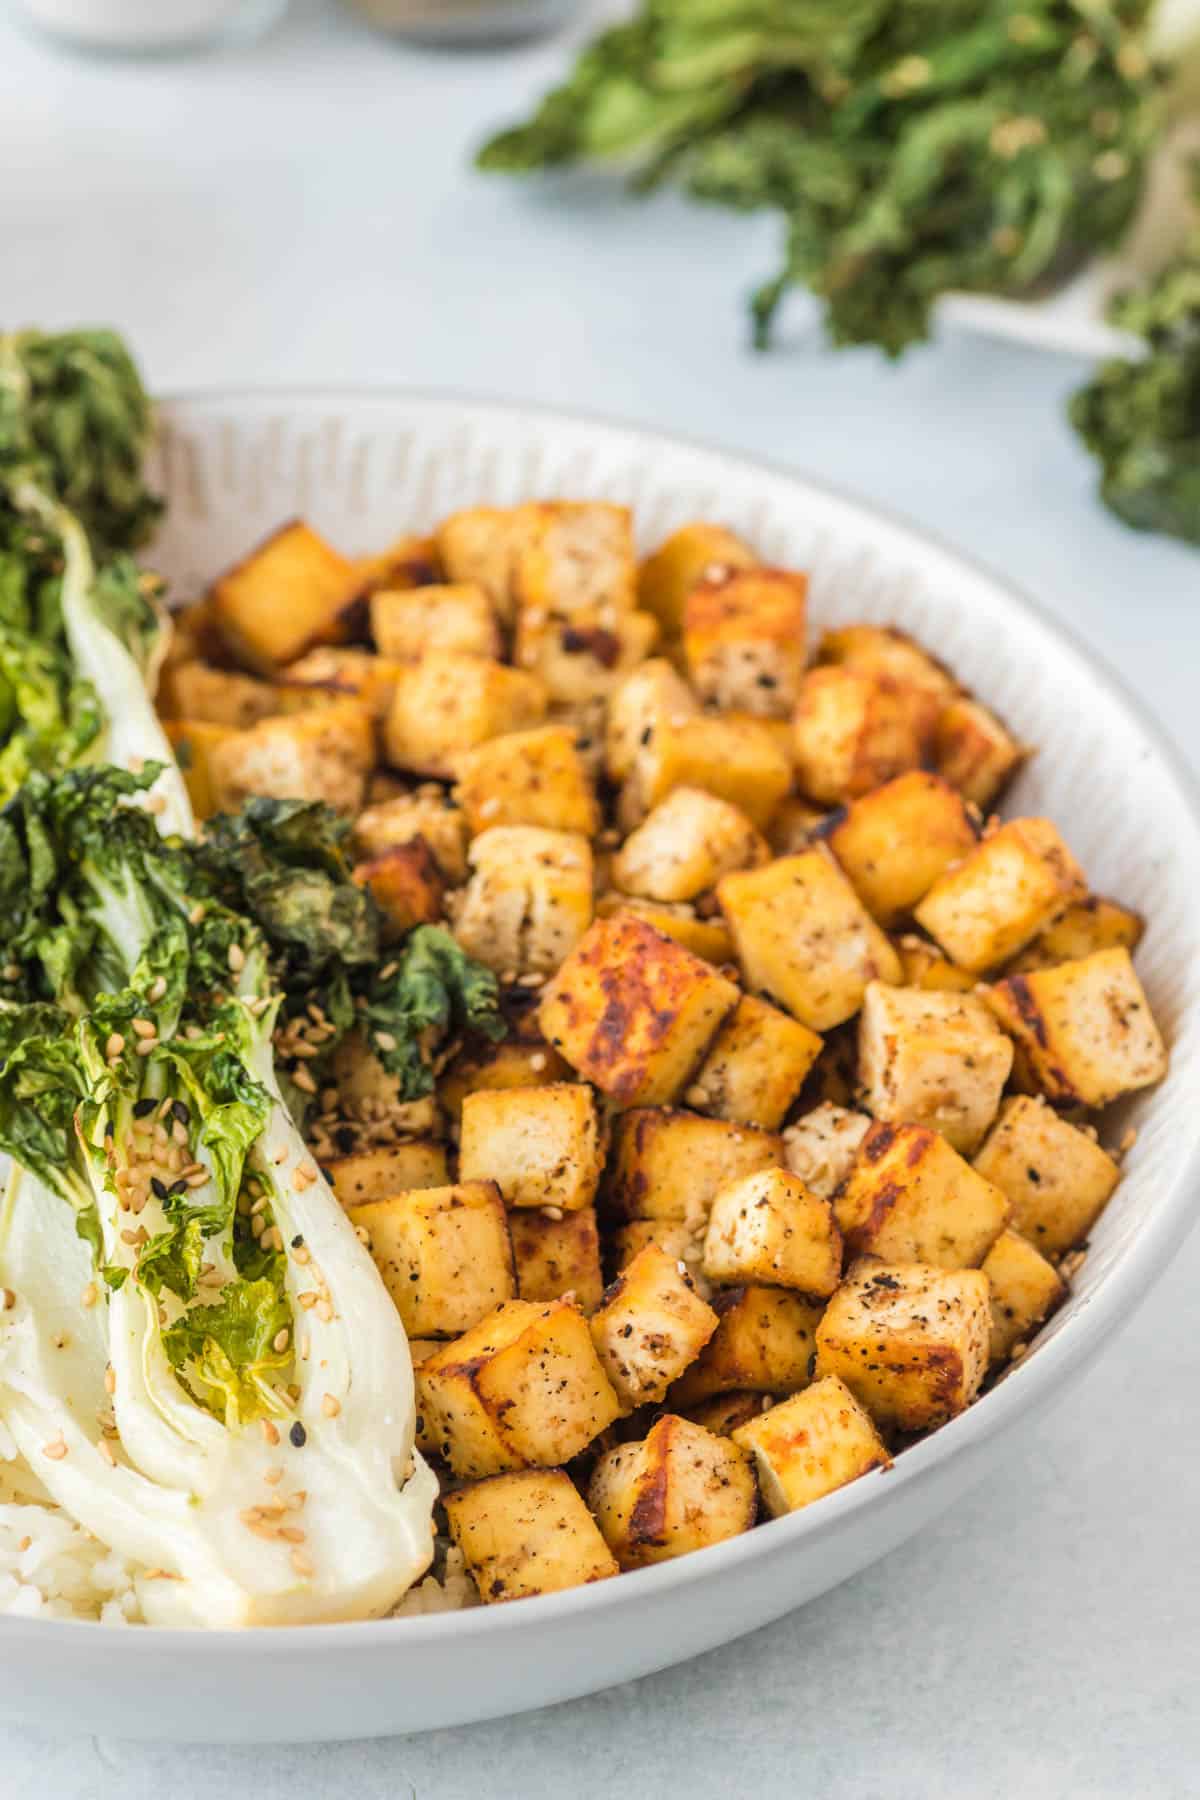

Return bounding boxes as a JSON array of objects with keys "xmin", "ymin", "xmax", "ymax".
[
  {"xmin": 291, "ymin": 1234, "xmax": 304, "ymax": 1249},
  {"xmin": 150, "ymin": 1177, "xmax": 168, "ymax": 1200},
  {"xmin": 289, "ymin": 1422, "xmax": 307, "ymax": 1448},
  {"xmin": 168, "ymin": 1178, "xmax": 188, "ymax": 1197},
  {"xmin": 133, "ymin": 1098, "xmax": 156, "ymax": 1119},
  {"xmin": 172, "ymin": 1099, "xmax": 191, "ymax": 1127}
]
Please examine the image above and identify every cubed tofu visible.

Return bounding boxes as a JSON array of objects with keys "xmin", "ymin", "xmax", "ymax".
[
  {"xmin": 275, "ymin": 646, "xmax": 405, "ymax": 722},
  {"xmin": 611, "ymin": 1220, "xmax": 707, "ymax": 1294},
  {"xmin": 768, "ymin": 797, "xmax": 830, "ymax": 857},
  {"xmin": 161, "ymin": 594, "xmax": 229, "ymax": 671},
  {"xmin": 454, "ymin": 724, "xmax": 599, "ymax": 838},
  {"xmin": 593, "ymin": 897, "xmax": 736, "ymax": 966},
  {"xmin": 417, "ymin": 1297, "xmax": 620, "ymax": 1477},
  {"xmin": 383, "ymin": 652, "xmax": 548, "ymax": 779},
  {"xmin": 353, "ymin": 840, "xmax": 445, "ymax": 935},
  {"xmin": 206, "ymin": 700, "xmax": 374, "ymax": 814},
  {"xmin": 679, "ymin": 1391, "xmax": 764, "ymax": 1437},
  {"xmin": 326, "ymin": 1030, "xmax": 441, "ymax": 1140},
  {"xmin": 454, "ymin": 826, "xmax": 594, "ymax": 978},
  {"xmin": 588, "ymin": 1244, "xmax": 718, "ymax": 1410},
  {"xmin": 459, "ymin": 1084, "xmax": 604, "ymax": 1213},
  {"xmin": 515, "ymin": 608, "xmax": 660, "ymax": 708},
  {"xmin": 816, "ymin": 624, "xmax": 958, "ymax": 704},
  {"xmin": 538, "ymin": 914, "xmax": 739, "ymax": 1108},
  {"xmin": 354, "ymin": 532, "xmax": 441, "ymax": 597},
  {"xmin": 369, "ymin": 582, "xmax": 501, "ymax": 662},
  {"xmin": 163, "ymin": 720, "xmax": 240, "ymax": 821},
  {"xmin": 690, "ymin": 995, "xmax": 823, "ymax": 1130},
  {"xmin": 782, "ymin": 1104, "xmax": 872, "ymax": 1200},
  {"xmin": 324, "ymin": 1143, "xmax": 449, "ymax": 1205},
  {"xmin": 683, "ymin": 567, "xmax": 808, "ymax": 717},
  {"xmin": 512, "ymin": 501, "xmax": 637, "ymax": 619},
  {"xmin": 936, "ymin": 696, "xmax": 1025, "ymax": 810},
  {"xmin": 587, "ymin": 1414, "xmax": 756, "ymax": 1568},
  {"xmin": 719, "ymin": 847, "xmax": 902, "ymax": 1032},
  {"xmin": 438, "ymin": 1037, "xmax": 570, "ymax": 1124},
  {"xmin": 703, "ymin": 1168, "xmax": 843, "ymax": 1297},
  {"xmin": 982, "ymin": 1228, "xmax": 1066, "ymax": 1363},
  {"xmin": 814, "ymin": 1258, "xmax": 991, "ymax": 1431},
  {"xmin": 1005, "ymin": 895, "xmax": 1145, "ymax": 974},
  {"xmin": 894, "ymin": 934, "xmax": 978, "ymax": 993},
  {"xmin": 792, "ymin": 667, "xmax": 940, "ymax": 807},
  {"xmin": 352, "ymin": 789, "xmax": 469, "ymax": 884},
  {"xmin": 973, "ymin": 1095, "xmax": 1121, "ymax": 1257},
  {"xmin": 604, "ymin": 658, "xmax": 699, "ymax": 783},
  {"xmin": 732, "ymin": 1375, "xmax": 890, "ymax": 1516},
  {"xmin": 620, "ymin": 715, "xmax": 792, "ymax": 833},
  {"xmin": 435, "ymin": 506, "xmax": 523, "ymax": 622},
  {"xmin": 159, "ymin": 660, "xmax": 278, "ymax": 729},
  {"xmin": 835, "ymin": 1121, "xmax": 1010, "ymax": 1269},
  {"xmin": 212, "ymin": 520, "xmax": 361, "ymax": 673},
  {"xmin": 612, "ymin": 787, "xmax": 768, "ymax": 903},
  {"xmin": 509, "ymin": 1206, "xmax": 605, "ymax": 1313},
  {"xmin": 637, "ymin": 522, "xmax": 758, "ymax": 639},
  {"xmin": 347, "ymin": 1181, "xmax": 515, "ymax": 1338},
  {"xmin": 607, "ymin": 1109, "xmax": 784, "ymax": 1224},
  {"xmin": 445, "ymin": 1469, "xmax": 618, "ymax": 1602},
  {"xmin": 857, "ymin": 983, "xmax": 1013, "ymax": 1154},
  {"xmin": 984, "ymin": 948, "xmax": 1167, "ymax": 1108},
  {"xmin": 670, "ymin": 1285, "xmax": 824, "ymax": 1404},
  {"xmin": 823, "ymin": 772, "xmax": 980, "ymax": 927},
  {"xmin": 914, "ymin": 818, "xmax": 1088, "ymax": 974}
]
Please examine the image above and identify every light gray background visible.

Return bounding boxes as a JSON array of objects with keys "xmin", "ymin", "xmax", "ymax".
[{"xmin": 2, "ymin": 3, "xmax": 1198, "ymax": 1794}]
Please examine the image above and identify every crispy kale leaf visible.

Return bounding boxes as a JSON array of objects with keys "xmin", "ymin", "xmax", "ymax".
[{"xmin": 366, "ymin": 925, "xmax": 505, "ymax": 1099}]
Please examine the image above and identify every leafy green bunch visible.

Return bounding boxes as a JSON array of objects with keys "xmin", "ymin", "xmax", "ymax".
[{"xmin": 479, "ymin": 0, "xmax": 1165, "ymax": 354}]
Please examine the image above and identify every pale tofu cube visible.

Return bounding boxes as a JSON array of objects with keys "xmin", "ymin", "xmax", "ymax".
[
  {"xmin": 347, "ymin": 1181, "xmax": 515, "ymax": 1338},
  {"xmin": 936, "ymin": 696, "xmax": 1025, "ymax": 810},
  {"xmin": 691, "ymin": 995, "xmax": 823, "ymax": 1131},
  {"xmin": 515, "ymin": 607, "xmax": 659, "ymax": 707},
  {"xmin": 589, "ymin": 1244, "xmax": 719, "ymax": 1410},
  {"xmin": 719, "ymin": 847, "xmax": 902, "ymax": 1032},
  {"xmin": 732, "ymin": 1375, "xmax": 890, "ymax": 1515},
  {"xmin": 637, "ymin": 521, "xmax": 758, "ymax": 639},
  {"xmin": 159, "ymin": 660, "xmax": 278, "ymax": 729},
  {"xmin": 973, "ymin": 1095, "xmax": 1121, "ymax": 1258},
  {"xmin": 816, "ymin": 624, "xmax": 958, "ymax": 703},
  {"xmin": 587, "ymin": 1415, "xmax": 756, "ymax": 1568},
  {"xmin": 353, "ymin": 789, "xmax": 469, "ymax": 884},
  {"xmin": 212, "ymin": 520, "xmax": 361, "ymax": 673},
  {"xmin": 508, "ymin": 1206, "xmax": 605, "ymax": 1313},
  {"xmin": 792, "ymin": 666, "xmax": 940, "ymax": 806},
  {"xmin": 275, "ymin": 646, "xmax": 405, "ymax": 722},
  {"xmin": 914, "ymin": 818, "xmax": 1087, "ymax": 974},
  {"xmin": 984, "ymin": 948, "xmax": 1167, "ymax": 1108},
  {"xmin": 620, "ymin": 715, "xmax": 792, "ymax": 833},
  {"xmin": 814, "ymin": 1259, "xmax": 991, "ymax": 1431},
  {"xmin": 703, "ymin": 1168, "xmax": 843, "ymax": 1297},
  {"xmin": 454, "ymin": 724, "xmax": 599, "ymax": 837},
  {"xmin": 459, "ymin": 1083, "xmax": 603, "ymax": 1213},
  {"xmin": 1005, "ymin": 895, "xmax": 1144, "ymax": 974},
  {"xmin": 782, "ymin": 1103, "xmax": 871, "ymax": 1200},
  {"xmin": 369, "ymin": 582, "xmax": 501, "ymax": 662},
  {"xmin": 604, "ymin": 658, "xmax": 700, "ymax": 783},
  {"xmin": 454, "ymin": 826, "xmax": 593, "ymax": 978},
  {"xmin": 207, "ymin": 701, "xmax": 374, "ymax": 815},
  {"xmin": 857, "ymin": 982, "xmax": 1013, "ymax": 1154},
  {"xmin": 612, "ymin": 786, "xmax": 768, "ymax": 902},
  {"xmin": 982, "ymin": 1228, "xmax": 1066, "ymax": 1363},
  {"xmin": 438, "ymin": 1037, "xmax": 570, "ymax": 1124},
  {"xmin": 835, "ymin": 1121, "xmax": 1009, "ymax": 1269},
  {"xmin": 512, "ymin": 501, "xmax": 637, "ymax": 618},
  {"xmin": 611, "ymin": 1220, "xmax": 707, "ymax": 1296},
  {"xmin": 383, "ymin": 652, "xmax": 548, "ymax": 779},
  {"xmin": 608, "ymin": 1109, "xmax": 784, "ymax": 1224},
  {"xmin": 670, "ymin": 1286, "xmax": 824, "ymax": 1404},
  {"xmin": 445, "ymin": 1469, "xmax": 618, "ymax": 1602},
  {"xmin": 683, "ymin": 567, "xmax": 808, "ymax": 716},
  {"xmin": 823, "ymin": 771, "xmax": 980, "ymax": 927},
  {"xmin": 538, "ymin": 914, "xmax": 739, "ymax": 1108},
  {"xmin": 323, "ymin": 1142, "xmax": 449, "ymax": 1204},
  {"xmin": 435, "ymin": 506, "xmax": 524, "ymax": 622}
]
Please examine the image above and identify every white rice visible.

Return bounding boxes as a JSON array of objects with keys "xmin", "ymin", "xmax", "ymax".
[{"xmin": 0, "ymin": 1497, "xmax": 143, "ymax": 1624}]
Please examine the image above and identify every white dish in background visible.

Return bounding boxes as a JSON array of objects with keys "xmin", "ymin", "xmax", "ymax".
[{"xmin": 2, "ymin": 389, "xmax": 1199, "ymax": 1745}]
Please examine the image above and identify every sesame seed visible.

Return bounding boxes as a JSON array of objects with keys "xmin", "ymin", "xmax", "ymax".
[
  {"xmin": 228, "ymin": 943, "xmax": 245, "ymax": 973},
  {"xmin": 145, "ymin": 792, "xmax": 166, "ymax": 816},
  {"xmin": 98, "ymin": 1439, "xmax": 116, "ymax": 1467},
  {"xmin": 279, "ymin": 1525, "xmax": 306, "ymax": 1545},
  {"xmin": 148, "ymin": 976, "xmax": 167, "ymax": 1003},
  {"xmin": 251, "ymin": 1215, "xmax": 266, "ymax": 1239},
  {"xmin": 81, "ymin": 1283, "xmax": 98, "ymax": 1309},
  {"xmin": 250, "ymin": 1194, "xmax": 269, "ymax": 1217},
  {"xmin": 292, "ymin": 1067, "xmax": 317, "ymax": 1096},
  {"xmin": 106, "ymin": 1033, "xmax": 126, "ymax": 1059},
  {"xmin": 1, "ymin": 964, "xmax": 19, "ymax": 982},
  {"xmin": 262, "ymin": 1227, "xmax": 284, "ymax": 1252},
  {"xmin": 298, "ymin": 1291, "xmax": 318, "ymax": 1310},
  {"xmin": 42, "ymin": 1437, "xmax": 68, "ymax": 1460},
  {"xmin": 321, "ymin": 1393, "xmax": 341, "ymax": 1418},
  {"xmin": 186, "ymin": 1170, "xmax": 209, "ymax": 1189},
  {"xmin": 132, "ymin": 1018, "xmax": 156, "ymax": 1040},
  {"xmin": 264, "ymin": 1465, "xmax": 283, "ymax": 1486},
  {"xmin": 373, "ymin": 1030, "xmax": 397, "ymax": 1052},
  {"xmin": 104, "ymin": 1366, "xmax": 116, "ymax": 1396},
  {"xmin": 1, "ymin": 1288, "xmax": 15, "ymax": 1310},
  {"xmin": 17, "ymin": 1535, "xmax": 31, "ymax": 1552},
  {"xmin": 273, "ymin": 1328, "xmax": 290, "ymax": 1354},
  {"xmin": 290, "ymin": 1547, "xmax": 313, "ymax": 1577},
  {"xmin": 530, "ymin": 1052, "xmax": 547, "ymax": 1072},
  {"xmin": 135, "ymin": 1039, "xmax": 158, "ymax": 1056},
  {"xmin": 293, "ymin": 1244, "xmax": 311, "ymax": 1265},
  {"xmin": 287, "ymin": 1490, "xmax": 306, "ymax": 1511},
  {"xmin": 379, "ymin": 962, "xmax": 398, "ymax": 981},
  {"xmin": 261, "ymin": 1419, "xmax": 280, "ymax": 1447},
  {"xmin": 315, "ymin": 1299, "xmax": 334, "ymax": 1323},
  {"xmin": 289, "ymin": 1422, "xmax": 307, "ymax": 1448}
]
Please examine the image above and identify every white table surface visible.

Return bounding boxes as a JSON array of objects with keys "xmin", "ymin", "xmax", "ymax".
[{"xmin": 3, "ymin": 2, "xmax": 1200, "ymax": 1793}]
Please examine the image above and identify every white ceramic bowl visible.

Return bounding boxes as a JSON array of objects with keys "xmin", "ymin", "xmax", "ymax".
[{"xmin": 4, "ymin": 391, "xmax": 1199, "ymax": 1744}]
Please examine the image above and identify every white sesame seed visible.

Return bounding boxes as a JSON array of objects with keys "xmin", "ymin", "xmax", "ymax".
[
  {"xmin": 131, "ymin": 1018, "xmax": 156, "ymax": 1040},
  {"xmin": 315, "ymin": 1299, "xmax": 334, "ymax": 1323},
  {"xmin": 261, "ymin": 1419, "xmax": 280, "ymax": 1447},
  {"xmin": 321, "ymin": 1393, "xmax": 341, "ymax": 1418},
  {"xmin": 290, "ymin": 1547, "xmax": 314, "ymax": 1578},
  {"xmin": 104, "ymin": 1366, "xmax": 116, "ymax": 1396},
  {"xmin": 273, "ymin": 1328, "xmax": 290, "ymax": 1354},
  {"xmin": 42, "ymin": 1437, "xmax": 68, "ymax": 1460},
  {"xmin": 263, "ymin": 1466, "xmax": 283, "ymax": 1486},
  {"xmin": 541, "ymin": 1205, "xmax": 564, "ymax": 1222},
  {"xmin": 105, "ymin": 1033, "xmax": 125, "ymax": 1058},
  {"xmin": 81, "ymin": 1283, "xmax": 98, "ymax": 1309},
  {"xmin": 227, "ymin": 943, "xmax": 245, "ymax": 973},
  {"xmin": 135, "ymin": 1039, "xmax": 158, "ymax": 1056}
]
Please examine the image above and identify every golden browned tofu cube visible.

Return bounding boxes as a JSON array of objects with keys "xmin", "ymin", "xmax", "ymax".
[
  {"xmin": 683, "ymin": 567, "xmax": 808, "ymax": 717},
  {"xmin": 515, "ymin": 608, "xmax": 659, "ymax": 708},
  {"xmin": 347, "ymin": 1181, "xmax": 515, "ymax": 1338},
  {"xmin": 206, "ymin": 700, "xmax": 374, "ymax": 815},
  {"xmin": 670, "ymin": 1286, "xmax": 824, "ymax": 1403},
  {"xmin": 637, "ymin": 521, "xmax": 758, "ymax": 638},
  {"xmin": 982, "ymin": 1228, "xmax": 1066, "ymax": 1363},
  {"xmin": 353, "ymin": 840, "xmax": 445, "ymax": 935},
  {"xmin": 354, "ymin": 532, "xmax": 441, "ymax": 596},
  {"xmin": 275, "ymin": 646, "xmax": 405, "ymax": 723},
  {"xmin": 792, "ymin": 667, "xmax": 940, "ymax": 806},
  {"xmin": 454, "ymin": 724, "xmax": 599, "ymax": 838},
  {"xmin": 353, "ymin": 789, "xmax": 469, "ymax": 884},
  {"xmin": 824, "ymin": 771, "xmax": 980, "ymax": 927},
  {"xmin": 814, "ymin": 1258, "xmax": 991, "ymax": 1431},
  {"xmin": 509, "ymin": 1206, "xmax": 604, "ymax": 1313},
  {"xmin": 593, "ymin": 897, "xmax": 735, "ymax": 967},
  {"xmin": 782, "ymin": 1103, "xmax": 872, "ymax": 1199},
  {"xmin": 936, "ymin": 696, "xmax": 1025, "ymax": 810},
  {"xmin": 512, "ymin": 501, "xmax": 637, "ymax": 619},
  {"xmin": 159, "ymin": 660, "xmax": 278, "ymax": 729},
  {"xmin": 459, "ymin": 1083, "xmax": 603, "ymax": 1213},
  {"xmin": 835, "ymin": 1121, "xmax": 1009, "ymax": 1269},
  {"xmin": 454, "ymin": 826, "xmax": 593, "ymax": 978},
  {"xmin": 857, "ymin": 982, "xmax": 1013, "ymax": 1154},
  {"xmin": 893, "ymin": 934, "xmax": 978, "ymax": 993},
  {"xmin": 679, "ymin": 1390, "xmax": 765, "ymax": 1436},
  {"xmin": 691, "ymin": 995, "xmax": 823, "ymax": 1131},
  {"xmin": 417, "ymin": 1298, "xmax": 620, "ymax": 1477},
  {"xmin": 538, "ymin": 913, "xmax": 739, "ymax": 1108},
  {"xmin": 972, "ymin": 1095, "xmax": 1121, "ymax": 1257},
  {"xmin": 612, "ymin": 786, "xmax": 768, "ymax": 903},
  {"xmin": 163, "ymin": 720, "xmax": 240, "ymax": 822},
  {"xmin": 1005, "ymin": 895, "xmax": 1145, "ymax": 974},
  {"xmin": 438, "ymin": 1037, "xmax": 570, "ymax": 1124},
  {"xmin": 212, "ymin": 521, "xmax": 362, "ymax": 674},
  {"xmin": 435, "ymin": 506, "xmax": 523, "ymax": 622},
  {"xmin": 588, "ymin": 1415, "xmax": 756, "ymax": 1568},
  {"xmin": 816, "ymin": 624, "xmax": 958, "ymax": 703},
  {"xmin": 369, "ymin": 582, "xmax": 501, "ymax": 662},
  {"xmin": 607, "ymin": 1108, "xmax": 783, "ymax": 1224},
  {"xmin": 732, "ymin": 1375, "xmax": 890, "ymax": 1515},
  {"xmin": 445, "ymin": 1469, "xmax": 618, "ymax": 1602},
  {"xmin": 161, "ymin": 593, "xmax": 229, "ymax": 671},
  {"xmin": 589, "ymin": 1244, "xmax": 719, "ymax": 1410},
  {"xmin": 324, "ymin": 1142, "xmax": 449, "ymax": 1204},
  {"xmin": 914, "ymin": 818, "xmax": 1087, "ymax": 974},
  {"xmin": 719, "ymin": 847, "xmax": 902, "ymax": 1032},
  {"xmin": 620, "ymin": 715, "xmax": 792, "ymax": 833},
  {"xmin": 703, "ymin": 1168, "xmax": 842, "ymax": 1298},
  {"xmin": 383, "ymin": 651, "xmax": 548, "ymax": 779},
  {"xmin": 985, "ymin": 948, "xmax": 1167, "ymax": 1108},
  {"xmin": 604, "ymin": 657, "xmax": 699, "ymax": 782},
  {"xmin": 611, "ymin": 1220, "xmax": 707, "ymax": 1294}
]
